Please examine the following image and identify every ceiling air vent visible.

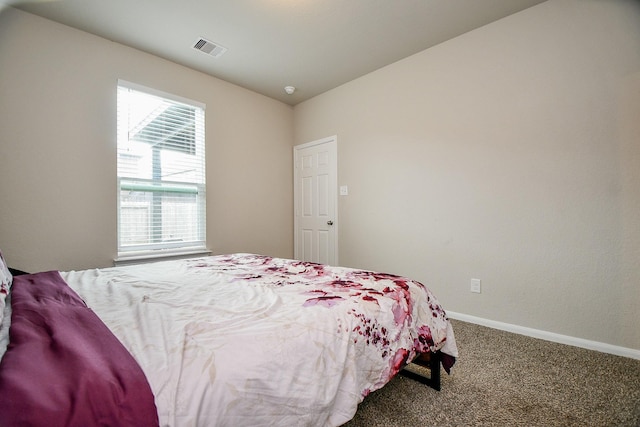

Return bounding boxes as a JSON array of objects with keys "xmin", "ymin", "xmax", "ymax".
[{"xmin": 193, "ymin": 38, "xmax": 227, "ymax": 58}]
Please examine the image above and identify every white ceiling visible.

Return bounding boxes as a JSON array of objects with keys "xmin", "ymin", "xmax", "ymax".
[{"xmin": 7, "ymin": 0, "xmax": 546, "ymax": 105}]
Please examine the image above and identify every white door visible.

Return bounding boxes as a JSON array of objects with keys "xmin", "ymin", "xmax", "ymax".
[{"xmin": 294, "ymin": 136, "xmax": 338, "ymax": 265}]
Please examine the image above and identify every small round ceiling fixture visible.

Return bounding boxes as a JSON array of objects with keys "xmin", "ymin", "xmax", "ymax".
[{"xmin": 284, "ymin": 86, "xmax": 296, "ymax": 95}]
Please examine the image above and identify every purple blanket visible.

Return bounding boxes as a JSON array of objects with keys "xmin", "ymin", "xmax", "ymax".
[{"xmin": 0, "ymin": 271, "xmax": 159, "ymax": 427}]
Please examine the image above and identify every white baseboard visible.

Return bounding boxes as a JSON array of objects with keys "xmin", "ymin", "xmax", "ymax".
[{"xmin": 446, "ymin": 311, "xmax": 640, "ymax": 360}]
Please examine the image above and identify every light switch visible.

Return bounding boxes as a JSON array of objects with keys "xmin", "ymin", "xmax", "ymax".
[
  {"xmin": 470, "ymin": 278, "xmax": 481, "ymax": 293},
  {"xmin": 340, "ymin": 185, "xmax": 349, "ymax": 196}
]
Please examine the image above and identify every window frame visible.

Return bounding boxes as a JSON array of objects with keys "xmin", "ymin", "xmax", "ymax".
[{"xmin": 115, "ymin": 80, "xmax": 207, "ymax": 263}]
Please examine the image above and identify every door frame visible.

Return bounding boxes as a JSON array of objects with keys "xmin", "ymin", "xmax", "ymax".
[{"xmin": 293, "ymin": 135, "xmax": 338, "ymax": 265}]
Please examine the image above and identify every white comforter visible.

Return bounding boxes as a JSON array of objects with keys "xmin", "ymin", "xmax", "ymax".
[{"xmin": 62, "ymin": 254, "xmax": 457, "ymax": 427}]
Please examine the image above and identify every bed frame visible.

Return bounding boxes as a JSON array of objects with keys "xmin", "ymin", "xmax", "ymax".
[
  {"xmin": 8, "ymin": 268, "xmax": 28, "ymax": 276},
  {"xmin": 400, "ymin": 351, "xmax": 441, "ymax": 391}
]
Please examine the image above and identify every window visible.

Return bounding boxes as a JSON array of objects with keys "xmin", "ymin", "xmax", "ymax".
[{"xmin": 117, "ymin": 80, "xmax": 206, "ymax": 257}]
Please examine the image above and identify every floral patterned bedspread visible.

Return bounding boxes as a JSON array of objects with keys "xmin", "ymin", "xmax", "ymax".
[{"xmin": 61, "ymin": 254, "xmax": 458, "ymax": 427}]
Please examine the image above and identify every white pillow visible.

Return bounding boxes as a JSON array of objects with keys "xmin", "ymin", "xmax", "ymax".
[{"xmin": 0, "ymin": 250, "xmax": 13, "ymax": 328}]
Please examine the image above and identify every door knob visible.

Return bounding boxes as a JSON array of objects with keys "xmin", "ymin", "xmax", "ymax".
[{"xmin": 327, "ymin": 220, "xmax": 334, "ymax": 226}]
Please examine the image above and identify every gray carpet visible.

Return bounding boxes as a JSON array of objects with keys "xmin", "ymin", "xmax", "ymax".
[{"xmin": 343, "ymin": 319, "xmax": 640, "ymax": 426}]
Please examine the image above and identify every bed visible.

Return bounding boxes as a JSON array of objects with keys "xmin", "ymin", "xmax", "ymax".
[{"xmin": 0, "ymin": 252, "xmax": 458, "ymax": 426}]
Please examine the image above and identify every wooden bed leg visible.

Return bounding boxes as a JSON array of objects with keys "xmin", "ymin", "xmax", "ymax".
[{"xmin": 399, "ymin": 351, "xmax": 441, "ymax": 391}]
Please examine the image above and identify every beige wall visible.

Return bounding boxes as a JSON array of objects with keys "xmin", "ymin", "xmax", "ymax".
[
  {"xmin": 294, "ymin": 0, "xmax": 640, "ymax": 351},
  {"xmin": 1, "ymin": 1, "xmax": 638, "ymax": 352},
  {"xmin": 0, "ymin": 7, "xmax": 294, "ymax": 272}
]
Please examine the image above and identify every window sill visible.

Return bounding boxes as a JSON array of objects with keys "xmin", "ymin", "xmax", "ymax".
[{"xmin": 114, "ymin": 248, "xmax": 211, "ymax": 267}]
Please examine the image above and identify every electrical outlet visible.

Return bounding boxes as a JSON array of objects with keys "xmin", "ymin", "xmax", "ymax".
[{"xmin": 470, "ymin": 278, "xmax": 481, "ymax": 294}]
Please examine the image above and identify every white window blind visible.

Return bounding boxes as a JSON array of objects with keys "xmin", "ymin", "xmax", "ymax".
[{"xmin": 117, "ymin": 80, "xmax": 206, "ymax": 256}]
